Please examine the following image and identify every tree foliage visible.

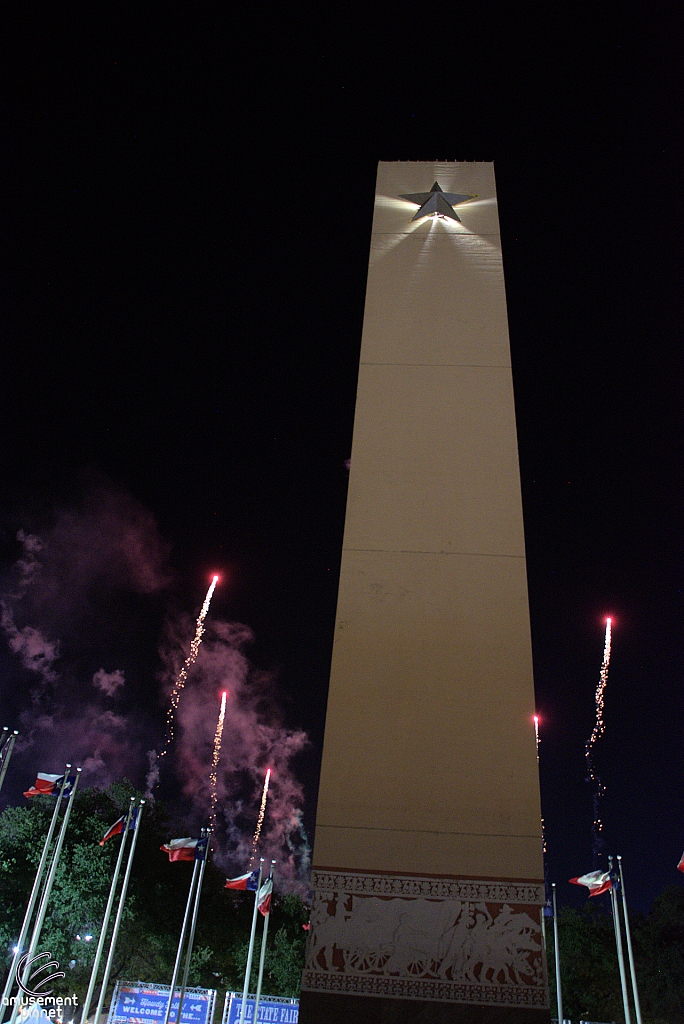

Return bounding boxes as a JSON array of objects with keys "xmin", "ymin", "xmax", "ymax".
[
  {"xmin": 0, "ymin": 785, "xmax": 309, "ymax": 1011},
  {"xmin": 9, "ymin": 787, "xmax": 683, "ymax": 1022},
  {"xmin": 228, "ymin": 894, "xmax": 308, "ymax": 999},
  {"xmin": 546, "ymin": 887, "xmax": 684, "ymax": 1024}
]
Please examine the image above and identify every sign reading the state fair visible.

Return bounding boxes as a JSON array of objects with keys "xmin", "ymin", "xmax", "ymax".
[
  {"xmin": 222, "ymin": 993, "xmax": 298, "ymax": 1023},
  {"xmin": 108, "ymin": 984, "xmax": 216, "ymax": 1024}
]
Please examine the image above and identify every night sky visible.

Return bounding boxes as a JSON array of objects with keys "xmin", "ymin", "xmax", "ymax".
[{"xmin": 2, "ymin": 9, "xmax": 683, "ymax": 908}]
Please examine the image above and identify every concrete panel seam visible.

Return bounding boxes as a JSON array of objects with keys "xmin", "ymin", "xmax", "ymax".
[
  {"xmin": 359, "ymin": 362, "xmax": 512, "ymax": 368},
  {"xmin": 342, "ymin": 547, "xmax": 526, "ymax": 559},
  {"xmin": 317, "ymin": 825, "xmax": 541, "ymax": 839}
]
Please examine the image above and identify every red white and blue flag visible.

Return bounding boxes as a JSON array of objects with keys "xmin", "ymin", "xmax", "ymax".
[
  {"xmin": 257, "ymin": 877, "xmax": 273, "ymax": 916},
  {"xmin": 160, "ymin": 837, "xmax": 207, "ymax": 862},
  {"xmin": 225, "ymin": 870, "xmax": 260, "ymax": 891},
  {"xmin": 23, "ymin": 773, "xmax": 73, "ymax": 799},
  {"xmin": 100, "ymin": 808, "xmax": 138, "ymax": 846},
  {"xmin": 569, "ymin": 869, "xmax": 613, "ymax": 896},
  {"xmin": 677, "ymin": 851, "xmax": 684, "ymax": 874}
]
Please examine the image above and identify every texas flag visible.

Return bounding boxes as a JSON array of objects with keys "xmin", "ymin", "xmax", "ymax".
[
  {"xmin": 24, "ymin": 773, "xmax": 66, "ymax": 798},
  {"xmin": 225, "ymin": 870, "xmax": 260, "ymax": 891},
  {"xmin": 257, "ymin": 877, "xmax": 273, "ymax": 916},
  {"xmin": 569, "ymin": 869, "xmax": 613, "ymax": 896},
  {"xmin": 100, "ymin": 808, "xmax": 138, "ymax": 846},
  {"xmin": 160, "ymin": 837, "xmax": 207, "ymax": 862},
  {"xmin": 194, "ymin": 837, "xmax": 208, "ymax": 862},
  {"xmin": 677, "ymin": 851, "xmax": 684, "ymax": 874}
]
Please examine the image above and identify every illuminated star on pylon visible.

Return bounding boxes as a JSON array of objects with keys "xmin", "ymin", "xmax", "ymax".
[{"xmin": 398, "ymin": 181, "xmax": 477, "ymax": 222}]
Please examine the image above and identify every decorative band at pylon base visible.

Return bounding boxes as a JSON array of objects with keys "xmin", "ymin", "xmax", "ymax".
[{"xmin": 302, "ymin": 869, "xmax": 548, "ymax": 1010}]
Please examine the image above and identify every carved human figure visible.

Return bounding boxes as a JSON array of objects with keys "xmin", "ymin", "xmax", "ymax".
[
  {"xmin": 461, "ymin": 903, "xmax": 494, "ymax": 983},
  {"xmin": 437, "ymin": 904, "xmax": 472, "ymax": 979},
  {"xmin": 464, "ymin": 904, "xmax": 541, "ymax": 986}
]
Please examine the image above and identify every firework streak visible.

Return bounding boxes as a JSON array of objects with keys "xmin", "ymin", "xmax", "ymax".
[
  {"xmin": 209, "ymin": 691, "xmax": 227, "ymax": 830},
  {"xmin": 534, "ymin": 714, "xmax": 550, "ymax": 917},
  {"xmin": 161, "ymin": 575, "xmax": 219, "ymax": 757},
  {"xmin": 585, "ymin": 618, "xmax": 612, "ymax": 864},
  {"xmin": 250, "ymin": 768, "xmax": 271, "ymax": 862},
  {"xmin": 533, "ymin": 715, "xmax": 547, "ymax": 855}
]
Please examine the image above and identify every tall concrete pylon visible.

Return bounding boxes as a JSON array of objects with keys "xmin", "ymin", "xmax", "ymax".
[{"xmin": 299, "ymin": 162, "xmax": 549, "ymax": 1023}]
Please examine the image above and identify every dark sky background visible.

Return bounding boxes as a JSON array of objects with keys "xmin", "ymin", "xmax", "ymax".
[{"xmin": 1, "ymin": 9, "xmax": 682, "ymax": 909}]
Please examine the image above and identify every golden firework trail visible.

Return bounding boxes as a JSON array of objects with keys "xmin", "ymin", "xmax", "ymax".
[
  {"xmin": 209, "ymin": 690, "xmax": 227, "ymax": 831},
  {"xmin": 161, "ymin": 575, "xmax": 219, "ymax": 757},
  {"xmin": 250, "ymin": 768, "xmax": 271, "ymax": 863},
  {"xmin": 586, "ymin": 618, "xmax": 612, "ymax": 862},
  {"xmin": 534, "ymin": 714, "xmax": 547, "ymax": 858},
  {"xmin": 533, "ymin": 712, "xmax": 551, "ymax": 926},
  {"xmin": 533, "ymin": 714, "xmax": 540, "ymax": 761}
]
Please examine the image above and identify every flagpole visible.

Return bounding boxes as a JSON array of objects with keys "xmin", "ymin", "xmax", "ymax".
[
  {"xmin": 609, "ymin": 856, "xmax": 632, "ymax": 1024},
  {"xmin": 617, "ymin": 855, "xmax": 642, "ymax": 1024},
  {"xmin": 551, "ymin": 884, "xmax": 564, "ymax": 1024},
  {"xmin": 92, "ymin": 800, "xmax": 145, "ymax": 1024},
  {"xmin": 238, "ymin": 858, "xmax": 264, "ymax": 1024},
  {"xmin": 0, "ymin": 727, "xmax": 9, "ymax": 765},
  {"xmin": 10, "ymin": 767, "xmax": 83, "ymax": 1024},
  {"xmin": 176, "ymin": 830, "xmax": 209, "ymax": 1024},
  {"xmin": 162, "ymin": 857, "xmax": 201, "ymax": 1024},
  {"xmin": 252, "ymin": 861, "xmax": 276, "ymax": 1024},
  {"xmin": 0, "ymin": 729, "xmax": 18, "ymax": 793},
  {"xmin": 80, "ymin": 799, "xmax": 136, "ymax": 1024},
  {"xmin": 0, "ymin": 768, "xmax": 70, "ymax": 1020}
]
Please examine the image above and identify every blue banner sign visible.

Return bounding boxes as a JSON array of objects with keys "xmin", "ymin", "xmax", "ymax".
[
  {"xmin": 223, "ymin": 993, "xmax": 298, "ymax": 1023},
  {"xmin": 109, "ymin": 984, "xmax": 216, "ymax": 1024}
]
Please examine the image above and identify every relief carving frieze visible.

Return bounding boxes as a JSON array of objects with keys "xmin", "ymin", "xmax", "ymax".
[{"xmin": 302, "ymin": 870, "xmax": 548, "ymax": 1008}]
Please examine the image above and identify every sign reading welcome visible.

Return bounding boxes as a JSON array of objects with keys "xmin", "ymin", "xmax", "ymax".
[{"xmin": 108, "ymin": 984, "xmax": 216, "ymax": 1024}]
